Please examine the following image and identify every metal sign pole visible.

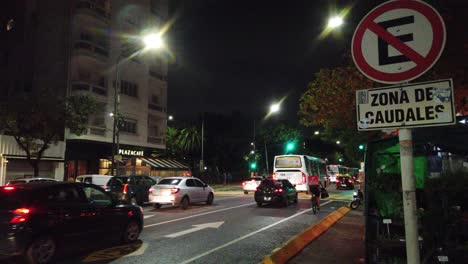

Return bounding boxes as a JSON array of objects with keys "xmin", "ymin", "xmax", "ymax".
[{"xmin": 398, "ymin": 128, "xmax": 420, "ymax": 264}]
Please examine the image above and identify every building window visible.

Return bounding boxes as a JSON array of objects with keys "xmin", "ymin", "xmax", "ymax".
[
  {"xmin": 120, "ymin": 80, "xmax": 138, "ymax": 98},
  {"xmin": 148, "ymin": 124, "xmax": 159, "ymax": 137},
  {"xmin": 120, "ymin": 119, "xmax": 137, "ymax": 134},
  {"xmin": 151, "ymin": 95, "xmax": 160, "ymax": 105}
]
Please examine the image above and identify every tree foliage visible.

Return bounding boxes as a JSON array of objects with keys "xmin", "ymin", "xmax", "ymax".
[
  {"xmin": 0, "ymin": 90, "xmax": 97, "ymax": 176},
  {"xmin": 298, "ymin": 64, "xmax": 376, "ymax": 165}
]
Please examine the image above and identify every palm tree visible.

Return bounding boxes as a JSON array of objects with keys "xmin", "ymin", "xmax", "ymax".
[
  {"xmin": 177, "ymin": 126, "xmax": 201, "ymax": 154},
  {"xmin": 166, "ymin": 127, "xmax": 180, "ymax": 158}
]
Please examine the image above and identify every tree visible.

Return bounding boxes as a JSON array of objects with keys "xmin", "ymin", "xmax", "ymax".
[
  {"xmin": 177, "ymin": 126, "xmax": 201, "ymax": 154},
  {"xmin": 298, "ymin": 64, "xmax": 377, "ymax": 165},
  {"xmin": 165, "ymin": 126, "xmax": 181, "ymax": 158},
  {"xmin": 0, "ymin": 89, "xmax": 97, "ymax": 176}
]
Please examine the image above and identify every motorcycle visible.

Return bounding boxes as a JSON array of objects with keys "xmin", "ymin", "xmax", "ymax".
[{"xmin": 350, "ymin": 188, "xmax": 363, "ymax": 209}]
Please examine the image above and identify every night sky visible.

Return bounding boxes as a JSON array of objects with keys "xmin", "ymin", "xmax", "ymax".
[{"xmin": 167, "ymin": 0, "xmax": 372, "ymax": 123}]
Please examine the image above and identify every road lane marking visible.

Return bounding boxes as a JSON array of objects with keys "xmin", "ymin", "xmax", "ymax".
[
  {"xmin": 179, "ymin": 200, "xmax": 333, "ymax": 264},
  {"xmin": 144, "ymin": 214, "xmax": 155, "ymax": 219},
  {"xmin": 143, "ymin": 202, "xmax": 256, "ymax": 228},
  {"xmin": 165, "ymin": 221, "xmax": 224, "ymax": 238}
]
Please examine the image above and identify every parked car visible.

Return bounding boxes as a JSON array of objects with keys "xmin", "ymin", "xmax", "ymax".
[
  {"xmin": 148, "ymin": 177, "xmax": 214, "ymax": 210},
  {"xmin": 0, "ymin": 182, "xmax": 143, "ymax": 264},
  {"xmin": 336, "ymin": 175, "xmax": 355, "ymax": 190},
  {"xmin": 75, "ymin": 174, "xmax": 112, "ymax": 188},
  {"xmin": 241, "ymin": 176, "xmax": 263, "ymax": 194},
  {"xmin": 105, "ymin": 175, "xmax": 156, "ymax": 205},
  {"xmin": 254, "ymin": 179, "xmax": 298, "ymax": 207},
  {"xmin": 6, "ymin": 177, "xmax": 57, "ymax": 185}
]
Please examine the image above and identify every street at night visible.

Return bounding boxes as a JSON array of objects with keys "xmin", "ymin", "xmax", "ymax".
[{"xmin": 1, "ymin": 187, "xmax": 353, "ymax": 264}]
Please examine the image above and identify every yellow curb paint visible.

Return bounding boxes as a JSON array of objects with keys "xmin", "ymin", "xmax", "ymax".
[{"xmin": 261, "ymin": 206, "xmax": 351, "ymax": 264}]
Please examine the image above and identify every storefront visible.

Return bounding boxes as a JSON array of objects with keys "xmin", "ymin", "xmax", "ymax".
[
  {"xmin": 65, "ymin": 140, "xmax": 190, "ymax": 180},
  {"xmin": 0, "ymin": 135, "xmax": 65, "ymax": 185}
]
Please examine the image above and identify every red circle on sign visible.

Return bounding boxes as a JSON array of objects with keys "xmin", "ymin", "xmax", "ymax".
[{"xmin": 352, "ymin": 0, "xmax": 446, "ymax": 84}]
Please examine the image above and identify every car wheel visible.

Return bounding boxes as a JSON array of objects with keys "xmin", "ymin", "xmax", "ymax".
[
  {"xmin": 25, "ymin": 236, "xmax": 56, "ymax": 264},
  {"xmin": 180, "ymin": 197, "xmax": 189, "ymax": 210},
  {"xmin": 153, "ymin": 203, "xmax": 162, "ymax": 209},
  {"xmin": 206, "ymin": 193, "xmax": 214, "ymax": 205},
  {"xmin": 244, "ymin": 191, "xmax": 248, "ymax": 194},
  {"xmin": 122, "ymin": 220, "xmax": 140, "ymax": 243},
  {"xmin": 256, "ymin": 202, "xmax": 263, "ymax": 207}
]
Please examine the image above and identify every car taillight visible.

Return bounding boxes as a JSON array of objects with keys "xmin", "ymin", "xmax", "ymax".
[
  {"xmin": 123, "ymin": 184, "xmax": 128, "ymax": 194},
  {"xmin": 241, "ymin": 182, "xmax": 246, "ymax": 186},
  {"xmin": 272, "ymin": 173, "xmax": 276, "ymax": 179},
  {"xmin": 274, "ymin": 188, "xmax": 283, "ymax": 193},
  {"xmin": 170, "ymin": 187, "xmax": 180, "ymax": 194},
  {"xmin": 149, "ymin": 187, "xmax": 154, "ymax": 194},
  {"xmin": 2, "ymin": 186, "xmax": 15, "ymax": 191},
  {"xmin": 302, "ymin": 172, "xmax": 306, "ymax": 184},
  {"xmin": 10, "ymin": 208, "xmax": 31, "ymax": 224}
]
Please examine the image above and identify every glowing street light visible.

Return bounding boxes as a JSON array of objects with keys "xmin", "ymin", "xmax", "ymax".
[
  {"xmin": 168, "ymin": 115, "xmax": 173, "ymax": 121},
  {"xmin": 270, "ymin": 103, "xmax": 280, "ymax": 113},
  {"xmin": 143, "ymin": 33, "xmax": 164, "ymax": 50},
  {"xmin": 314, "ymin": 131, "xmax": 320, "ymax": 135},
  {"xmin": 336, "ymin": 140, "xmax": 341, "ymax": 145},
  {"xmin": 328, "ymin": 15, "xmax": 344, "ymax": 29}
]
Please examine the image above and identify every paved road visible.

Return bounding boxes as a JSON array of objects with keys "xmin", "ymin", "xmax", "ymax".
[{"xmin": 52, "ymin": 187, "xmax": 356, "ymax": 264}]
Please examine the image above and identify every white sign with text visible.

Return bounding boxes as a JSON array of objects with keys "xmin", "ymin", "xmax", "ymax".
[{"xmin": 356, "ymin": 79, "xmax": 455, "ymax": 131}]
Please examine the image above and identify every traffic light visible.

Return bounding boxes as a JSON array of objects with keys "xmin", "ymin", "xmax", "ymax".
[
  {"xmin": 250, "ymin": 162, "xmax": 257, "ymax": 170},
  {"xmin": 285, "ymin": 141, "xmax": 296, "ymax": 152},
  {"xmin": 358, "ymin": 144, "xmax": 365, "ymax": 151}
]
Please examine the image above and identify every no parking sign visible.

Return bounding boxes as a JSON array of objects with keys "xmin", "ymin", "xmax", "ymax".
[{"xmin": 352, "ymin": 0, "xmax": 446, "ymax": 84}]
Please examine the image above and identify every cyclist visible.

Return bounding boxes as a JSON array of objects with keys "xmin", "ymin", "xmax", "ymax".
[{"xmin": 308, "ymin": 175, "xmax": 323, "ymax": 211}]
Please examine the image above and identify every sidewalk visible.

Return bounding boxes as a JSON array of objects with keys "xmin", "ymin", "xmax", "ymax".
[{"xmin": 287, "ymin": 208, "xmax": 365, "ymax": 264}]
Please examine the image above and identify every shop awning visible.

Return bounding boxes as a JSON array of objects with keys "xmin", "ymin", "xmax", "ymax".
[{"xmin": 141, "ymin": 158, "xmax": 190, "ymax": 170}]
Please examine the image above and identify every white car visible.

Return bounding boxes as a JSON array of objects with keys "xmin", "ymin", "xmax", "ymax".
[
  {"xmin": 148, "ymin": 177, "xmax": 214, "ymax": 210},
  {"xmin": 241, "ymin": 176, "xmax": 263, "ymax": 194}
]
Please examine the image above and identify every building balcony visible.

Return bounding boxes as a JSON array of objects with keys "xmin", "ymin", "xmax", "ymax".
[
  {"xmin": 148, "ymin": 103, "xmax": 166, "ymax": 113},
  {"xmin": 149, "ymin": 68, "xmax": 167, "ymax": 81},
  {"xmin": 88, "ymin": 126, "xmax": 107, "ymax": 136},
  {"xmin": 74, "ymin": 40, "xmax": 109, "ymax": 60},
  {"xmin": 147, "ymin": 136, "xmax": 165, "ymax": 145},
  {"xmin": 76, "ymin": 0, "xmax": 110, "ymax": 22},
  {"xmin": 71, "ymin": 81, "xmax": 107, "ymax": 97}
]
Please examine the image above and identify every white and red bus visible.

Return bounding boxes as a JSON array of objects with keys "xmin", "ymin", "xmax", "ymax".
[{"xmin": 272, "ymin": 155, "xmax": 327, "ymax": 193}]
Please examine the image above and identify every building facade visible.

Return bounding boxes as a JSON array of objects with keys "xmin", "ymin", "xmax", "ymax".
[{"xmin": 0, "ymin": 0, "xmax": 173, "ymax": 182}]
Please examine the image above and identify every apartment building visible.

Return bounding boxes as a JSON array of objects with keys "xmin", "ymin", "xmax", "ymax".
[{"xmin": 0, "ymin": 0, "xmax": 178, "ymax": 183}]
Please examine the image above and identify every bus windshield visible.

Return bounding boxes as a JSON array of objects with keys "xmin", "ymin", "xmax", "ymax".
[{"xmin": 275, "ymin": 156, "xmax": 302, "ymax": 168}]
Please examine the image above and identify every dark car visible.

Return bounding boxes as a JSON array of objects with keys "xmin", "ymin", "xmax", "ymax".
[
  {"xmin": 0, "ymin": 182, "xmax": 143, "ymax": 264},
  {"xmin": 336, "ymin": 175, "xmax": 355, "ymax": 190},
  {"xmin": 254, "ymin": 179, "xmax": 298, "ymax": 207},
  {"xmin": 105, "ymin": 175, "xmax": 156, "ymax": 205}
]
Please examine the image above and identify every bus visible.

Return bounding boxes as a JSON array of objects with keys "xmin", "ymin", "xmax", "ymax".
[
  {"xmin": 326, "ymin": 164, "xmax": 349, "ymax": 183},
  {"xmin": 272, "ymin": 155, "xmax": 327, "ymax": 193}
]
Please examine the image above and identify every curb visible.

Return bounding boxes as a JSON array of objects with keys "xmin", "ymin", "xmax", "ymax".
[{"xmin": 261, "ymin": 206, "xmax": 351, "ymax": 264}]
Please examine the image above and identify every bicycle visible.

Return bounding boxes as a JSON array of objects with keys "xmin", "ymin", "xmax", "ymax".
[{"xmin": 311, "ymin": 193, "xmax": 319, "ymax": 214}]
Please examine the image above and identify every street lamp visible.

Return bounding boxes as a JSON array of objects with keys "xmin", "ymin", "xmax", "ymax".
[
  {"xmin": 168, "ymin": 115, "xmax": 173, "ymax": 121},
  {"xmin": 111, "ymin": 31, "xmax": 164, "ymax": 176},
  {"xmin": 314, "ymin": 130, "xmax": 320, "ymax": 135},
  {"xmin": 269, "ymin": 103, "xmax": 280, "ymax": 114},
  {"xmin": 327, "ymin": 15, "xmax": 344, "ymax": 29},
  {"xmin": 336, "ymin": 140, "xmax": 341, "ymax": 145}
]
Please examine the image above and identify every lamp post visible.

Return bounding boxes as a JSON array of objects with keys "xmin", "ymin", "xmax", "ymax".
[
  {"xmin": 110, "ymin": 32, "xmax": 164, "ymax": 176},
  {"xmin": 257, "ymin": 102, "xmax": 281, "ymax": 176}
]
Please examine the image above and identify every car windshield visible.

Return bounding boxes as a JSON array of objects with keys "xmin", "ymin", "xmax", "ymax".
[
  {"xmin": 259, "ymin": 179, "xmax": 282, "ymax": 187},
  {"xmin": 158, "ymin": 179, "xmax": 182, "ymax": 185},
  {"xmin": 107, "ymin": 177, "xmax": 128, "ymax": 186},
  {"xmin": 8, "ymin": 180, "xmax": 27, "ymax": 185}
]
